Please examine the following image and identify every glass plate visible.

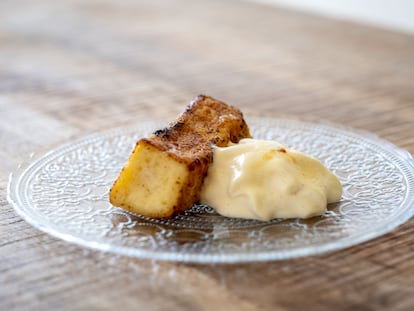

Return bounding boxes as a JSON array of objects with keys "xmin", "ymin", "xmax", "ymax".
[{"xmin": 8, "ymin": 118, "xmax": 414, "ymax": 263}]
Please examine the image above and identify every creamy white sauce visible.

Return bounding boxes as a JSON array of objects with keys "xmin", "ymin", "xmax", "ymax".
[{"xmin": 200, "ymin": 139, "xmax": 342, "ymax": 220}]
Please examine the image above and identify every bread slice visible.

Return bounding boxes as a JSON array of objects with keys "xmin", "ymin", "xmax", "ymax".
[{"xmin": 109, "ymin": 95, "xmax": 251, "ymax": 218}]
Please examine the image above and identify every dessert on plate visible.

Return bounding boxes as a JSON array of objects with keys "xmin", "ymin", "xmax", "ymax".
[{"xmin": 110, "ymin": 95, "xmax": 342, "ymax": 220}]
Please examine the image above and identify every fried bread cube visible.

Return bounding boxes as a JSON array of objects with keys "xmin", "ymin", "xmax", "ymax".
[{"xmin": 109, "ymin": 95, "xmax": 251, "ymax": 218}]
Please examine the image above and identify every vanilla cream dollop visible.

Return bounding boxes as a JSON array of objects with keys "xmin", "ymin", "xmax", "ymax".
[{"xmin": 200, "ymin": 139, "xmax": 342, "ymax": 220}]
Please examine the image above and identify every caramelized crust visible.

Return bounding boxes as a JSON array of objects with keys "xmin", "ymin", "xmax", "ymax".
[
  {"xmin": 109, "ymin": 95, "xmax": 251, "ymax": 218},
  {"xmin": 151, "ymin": 95, "xmax": 250, "ymax": 157}
]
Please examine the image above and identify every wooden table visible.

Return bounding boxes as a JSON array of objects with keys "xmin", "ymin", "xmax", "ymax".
[{"xmin": 2, "ymin": 0, "xmax": 414, "ymax": 310}]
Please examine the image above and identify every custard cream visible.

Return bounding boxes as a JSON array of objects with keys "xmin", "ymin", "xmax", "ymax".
[{"xmin": 200, "ymin": 139, "xmax": 342, "ymax": 220}]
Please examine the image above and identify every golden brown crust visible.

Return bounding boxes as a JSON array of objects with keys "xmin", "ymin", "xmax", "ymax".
[{"xmin": 149, "ymin": 94, "xmax": 251, "ymax": 156}]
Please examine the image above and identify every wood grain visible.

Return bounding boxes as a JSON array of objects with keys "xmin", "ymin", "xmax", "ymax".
[{"xmin": 1, "ymin": 0, "xmax": 414, "ymax": 310}]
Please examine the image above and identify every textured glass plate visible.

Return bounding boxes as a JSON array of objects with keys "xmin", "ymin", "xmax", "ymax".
[{"xmin": 8, "ymin": 118, "xmax": 414, "ymax": 263}]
